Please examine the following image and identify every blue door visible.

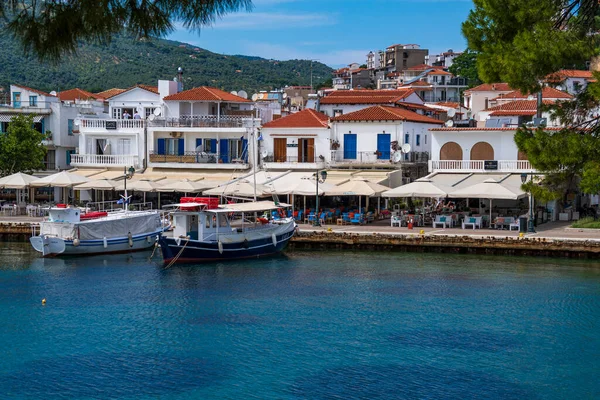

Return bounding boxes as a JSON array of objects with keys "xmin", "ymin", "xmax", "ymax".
[
  {"xmin": 377, "ymin": 133, "xmax": 391, "ymax": 160},
  {"xmin": 195, "ymin": 138, "xmax": 202, "ymax": 149},
  {"xmin": 177, "ymin": 138, "xmax": 185, "ymax": 155},
  {"xmin": 219, "ymin": 139, "xmax": 229, "ymax": 163},
  {"xmin": 210, "ymin": 139, "xmax": 217, "ymax": 153},
  {"xmin": 343, "ymin": 134, "xmax": 357, "ymax": 159},
  {"xmin": 12, "ymin": 92, "xmax": 21, "ymax": 108}
]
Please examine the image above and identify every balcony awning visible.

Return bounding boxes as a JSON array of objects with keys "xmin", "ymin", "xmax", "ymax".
[
  {"xmin": 0, "ymin": 114, "xmax": 44, "ymax": 123},
  {"xmin": 425, "ymin": 172, "xmax": 533, "ymax": 199}
]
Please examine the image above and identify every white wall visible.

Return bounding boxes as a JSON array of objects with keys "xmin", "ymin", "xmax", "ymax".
[
  {"xmin": 109, "ymin": 88, "xmax": 160, "ymax": 117},
  {"xmin": 466, "ymin": 90, "xmax": 513, "ymax": 118},
  {"xmin": 261, "ymin": 127, "xmax": 331, "ymax": 162},
  {"xmin": 430, "ymin": 129, "xmax": 520, "ymax": 161}
]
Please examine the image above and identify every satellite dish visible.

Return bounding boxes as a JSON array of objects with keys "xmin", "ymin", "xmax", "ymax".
[
  {"xmin": 445, "ymin": 120, "xmax": 454, "ymax": 128},
  {"xmin": 153, "ymin": 108, "xmax": 162, "ymax": 116},
  {"xmin": 74, "ymin": 118, "xmax": 81, "ymax": 125},
  {"xmin": 282, "ymin": 93, "xmax": 288, "ymax": 99},
  {"xmin": 230, "ymin": 91, "xmax": 238, "ymax": 96},
  {"xmin": 401, "ymin": 143, "xmax": 411, "ymax": 153},
  {"xmin": 50, "ymin": 91, "xmax": 57, "ymax": 96},
  {"xmin": 392, "ymin": 152, "xmax": 402, "ymax": 163},
  {"xmin": 148, "ymin": 114, "xmax": 156, "ymax": 122},
  {"xmin": 238, "ymin": 90, "xmax": 248, "ymax": 99},
  {"xmin": 260, "ymin": 149, "xmax": 269, "ymax": 160},
  {"xmin": 447, "ymin": 109, "xmax": 456, "ymax": 118},
  {"xmin": 251, "ymin": 94, "xmax": 259, "ymax": 101}
]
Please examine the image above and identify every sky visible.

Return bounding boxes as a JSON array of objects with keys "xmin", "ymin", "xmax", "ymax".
[{"xmin": 167, "ymin": 0, "xmax": 474, "ymax": 68}]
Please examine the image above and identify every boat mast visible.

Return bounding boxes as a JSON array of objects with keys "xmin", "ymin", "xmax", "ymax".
[{"xmin": 252, "ymin": 113, "xmax": 257, "ymax": 202}]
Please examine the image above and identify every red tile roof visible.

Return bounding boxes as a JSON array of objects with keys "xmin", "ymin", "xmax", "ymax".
[
  {"xmin": 262, "ymin": 109, "xmax": 329, "ymax": 128},
  {"xmin": 163, "ymin": 86, "xmax": 251, "ymax": 102},
  {"xmin": 406, "ymin": 64, "xmax": 446, "ymax": 71},
  {"xmin": 464, "ymin": 83, "xmax": 512, "ymax": 94},
  {"xmin": 95, "ymin": 88, "xmax": 126, "ymax": 99},
  {"xmin": 136, "ymin": 84, "xmax": 159, "ymax": 94},
  {"xmin": 432, "ymin": 101, "xmax": 460, "ymax": 108},
  {"xmin": 401, "ymin": 80, "xmax": 432, "ymax": 88},
  {"xmin": 495, "ymin": 86, "xmax": 573, "ymax": 100},
  {"xmin": 425, "ymin": 70, "xmax": 453, "ymax": 76},
  {"xmin": 58, "ymin": 88, "xmax": 104, "ymax": 102},
  {"xmin": 12, "ymin": 84, "xmax": 55, "ymax": 97},
  {"xmin": 546, "ymin": 69, "xmax": 594, "ymax": 82},
  {"xmin": 332, "ymin": 105, "xmax": 444, "ymax": 124},
  {"xmin": 320, "ymin": 89, "xmax": 416, "ymax": 105},
  {"xmin": 485, "ymin": 99, "xmax": 556, "ymax": 116}
]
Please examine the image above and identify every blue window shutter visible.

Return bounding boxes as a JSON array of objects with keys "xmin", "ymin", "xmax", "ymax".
[
  {"xmin": 404, "ymin": 133, "xmax": 410, "ymax": 144},
  {"xmin": 66, "ymin": 150, "xmax": 71, "ymax": 166},
  {"xmin": 68, "ymin": 119, "xmax": 74, "ymax": 135},
  {"xmin": 178, "ymin": 138, "xmax": 185, "ymax": 155},
  {"xmin": 210, "ymin": 139, "xmax": 217, "ymax": 153},
  {"xmin": 219, "ymin": 139, "xmax": 229, "ymax": 163},
  {"xmin": 157, "ymin": 138, "xmax": 166, "ymax": 155},
  {"xmin": 195, "ymin": 138, "xmax": 202, "ymax": 149},
  {"xmin": 416, "ymin": 135, "xmax": 421, "ymax": 146},
  {"xmin": 242, "ymin": 138, "xmax": 248, "ymax": 162}
]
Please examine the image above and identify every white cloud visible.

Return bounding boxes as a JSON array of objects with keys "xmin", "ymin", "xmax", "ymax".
[
  {"xmin": 239, "ymin": 40, "xmax": 369, "ymax": 67},
  {"xmin": 208, "ymin": 12, "xmax": 333, "ymax": 29}
]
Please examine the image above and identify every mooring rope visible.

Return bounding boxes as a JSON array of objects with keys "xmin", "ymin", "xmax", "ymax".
[{"xmin": 164, "ymin": 236, "xmax": 190, "ymax": 269}]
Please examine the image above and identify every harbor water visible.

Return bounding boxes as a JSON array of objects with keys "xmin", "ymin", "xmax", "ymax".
[{"xmin": 0, "ymin": 242, "xmax": 599, "ymax": 399}]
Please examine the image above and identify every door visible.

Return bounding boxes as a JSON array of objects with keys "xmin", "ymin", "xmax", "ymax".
[
  {"xmin": 274, "ymin": 138, "xmax": 287, "ymax": 162},
  {"xmin": 377, "ymin": 133, "xmax": 391, "ymax": 160},
  {"xmin": 157, "ymin": 138, "xmax": 166, "ymax": 155},
  {"xmin": 298, "ymin": 138, "xmax": 314, "ymax": 162},
  {"xmin": 241, "ymin": 138, "xmax": 248, "ymax": 162},
  {"xmin": 343, "ymin": 134, "xmax": 357, "ymax": 159},
  {"xmin": 219, "ymin": 139, "xmax": 229, "ymax": 163}
]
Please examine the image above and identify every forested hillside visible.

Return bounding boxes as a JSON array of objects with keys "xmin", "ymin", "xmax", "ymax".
[{"xmin": 0, "ymin": 33, "xmax": 332, "ymax": 95}]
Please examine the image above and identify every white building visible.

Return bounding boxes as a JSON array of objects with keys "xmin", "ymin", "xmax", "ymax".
[
  {"xmin": 425, "ymin": 49, "xmax": 463, "ymax": 68},
  {"xmin": 463, "ymin": 83, "xmax": 513, "ymax": 120},
  {"xmin": 0, "ymin": 84, "xmax": 99, "ymax": 171},
  {"xmin": 547, "ymin": 69, "xmax": 594, "ymax": 95},
  {"xmin": 260, "ymin": 108, "xmax": 330, "ymax": 171},
  {"xmin": 330, "ymin": 105, "xmax": 444, "ymax": 167},
  {"xmin": 317, "ymin": 89, "xmax": 425, "ymax": 117}
]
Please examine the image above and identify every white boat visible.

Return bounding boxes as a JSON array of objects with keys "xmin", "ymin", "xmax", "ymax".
[
  {"xmin": 158, "ymin": 200, "xmax": 296, "ymax": 264},
  {"xmin": 30, "ymin": 206, "xmax": 165, "ymax": 257}
]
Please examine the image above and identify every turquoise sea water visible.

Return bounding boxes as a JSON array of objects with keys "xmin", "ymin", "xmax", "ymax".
[{"xmin": 0, "ymin": 243, "xmax": 599, "ymax": 399}]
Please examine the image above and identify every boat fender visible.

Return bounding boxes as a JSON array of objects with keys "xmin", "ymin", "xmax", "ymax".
[
  {"xmin": 103, "ymin": 236, "xmax": 108, "ymax": 249},
  {"xmin": 128, "ymin": 232, "xmax": 133, "ymax": 247},
  {"xmin": 218, "ymin": 240, "xmax": 224, "ymax": 254},
  {"xmin": 243, "ymin": 238, "xmax": 249, "ymax": 249},
  {"xmin": 73, "ymin": 238, "xmax": 80, "ymax": 247},
  {"xmin": 176, "ymin": 237, "xmax": 181, "ymax": 246},
  {"xmin": 272, "ymin": 233, "xmax": 277, "ymax": 247}
]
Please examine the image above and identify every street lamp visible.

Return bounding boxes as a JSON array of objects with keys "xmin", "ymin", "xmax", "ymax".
[
  {"xmin": 313, "ymin": 169, "xmax": 328, "ymax": 227},
  {"xmin": 521, "ymin": 172, "xmax": 536, "ymax": 233},
  {"xmin": 121, "ymin": 166, "xmax": 135, "ymax": 210}
]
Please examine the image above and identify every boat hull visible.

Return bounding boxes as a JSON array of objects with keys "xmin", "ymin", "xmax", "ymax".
[
  {"xmin": 159, "ymin": 224, "xmax": 296, "ymax": 264},
  {"xmin": 30, "ymin": 230, "xmax": 162, "ymax": 257}
]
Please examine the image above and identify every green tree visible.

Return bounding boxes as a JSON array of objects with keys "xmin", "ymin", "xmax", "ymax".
[
  {"xmin": 448, "ymin": 49, "xmax": 481, "ymax": 88},
  {"xmin": 0, "ymin": 115, "xmax": 46, "ymax": 175},
  {"xmin": 463, "ymin": 0, "xmax": 600, "ymax": 199},
  {"xmin": 1, "ymin": 0, "xmax": 252, "ymax": 61}
]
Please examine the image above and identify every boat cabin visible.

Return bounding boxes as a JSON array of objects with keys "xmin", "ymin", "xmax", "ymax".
[
  {"xmin": 47, "ymin": 207, "xmax": 81, "ymax": 223},
  {"xmin": 172, "ymin": 209, "xmax": 232, "ymax": 241}
]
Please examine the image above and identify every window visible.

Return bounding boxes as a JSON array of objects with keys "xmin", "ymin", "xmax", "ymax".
[
  {"xmin": 68, "ymin": 119, "xmax": 74, "ymax": 136},
  {"xmin": 416, "ymin": 134, "xmax": 421, "ymax": 146},
  {"xmin": 12, "ymin": 92, "xmax": 21, "ymax": 108},
  {"xmin": 66, "ymin": 150, "xmax": 76, "ymax": 166},
  {"xmin": 425, "ymin": 135, "xmax": 427, "ymax": 145},
  {"xmin": 166, "ymin": 138, "xmax": 178, "ymax": 155},
  {"xmin": 145, "ymin": 108, "xmax": 155, "ymax": 118},
  {"xmin": 112, "ymin": 108, "xmax": 122, "ymax": 119},
  {"xmin": 404, "ymin": 133, "xmax": 410, "ymax": 144},
  {"xmin": 484, "ymin": 98, "xmax": 489, "ymax": 110},
  {"xmin": 117, "ymin": 138, "xmax": 131, "ymax": 155},
  {"xmin": 333, "ymin": 109, "xmax": 344, "ymax": 117},
  {"xmin": 573, "ymin": 82, "xmax": 582, "ymax": 93},
  {"xmin": 29, "ymin": 96, "xmax": 38, "ymax": 107},
  {"xmin": 0, "ymin": 122, "xmax": 7, "ymax": 133}
]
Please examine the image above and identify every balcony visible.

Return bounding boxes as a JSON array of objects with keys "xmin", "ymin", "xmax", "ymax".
[
  {"xmin": 148, "ymin": 151, "xmax": 249, "ymax": 170},
  {"xmin": 80, "ymin": 119, "xmax": 145, "ymax": 132},
  {"xmin": 149, "ymin": 115, "xmax": 247, "ymax": 129},
  {"xmin": 71, "ymin": 154, "xmax": 140, "ymax": 167},
  {"xmin": 429, "ymin": 160, "xmax": 534, "ymax": 173},
  {"xmin": 330, "ymin": 151, "xmax": 429, "ymax": 166},
  {"xmin": 263, "ymin": 155, "xmax": 327, "ymax": 170}
]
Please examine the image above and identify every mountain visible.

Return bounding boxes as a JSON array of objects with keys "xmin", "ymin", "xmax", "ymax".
[{"xmin": 0, "ymin": 33, "xmax": 333, "ymax": 95}]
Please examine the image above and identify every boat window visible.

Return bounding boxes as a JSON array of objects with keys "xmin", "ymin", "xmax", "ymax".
[
  {"xmin": 205, "ymin": 215, "xmax": 212, "ymax": 229},
  {"xmin": 218, "ymin": 214, "xmax": 229, "ymax": 227}
]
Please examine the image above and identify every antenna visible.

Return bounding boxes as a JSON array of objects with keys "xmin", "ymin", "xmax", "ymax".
[
  {"xmin": 238, "ymin": 90, "xmax": 248, "ymax": 99},
  {"xmin": 260, "ymin": 149, "xmax": 269, "ymax": 160},
  {"xmin": 447, "ymin": 109, "xmax": 456, "ymax": 118},
  {"xmin": 251, "ymin": 93, "xmax": 259, "ymax": 101},
  {"xmin": 148, "ymin": 114, "xmax": 156, "ymax": 122},
  {"xmin": 445, "ymin": 120, "xmax": 454, "ymax": 128},
  {"xmin": 401, "ymin": 143, "xmax": 411, "ymax": 153},
  {"xmin": 392, "ymin": 152, "xmax": 402, "ymax": 163},
  {"xmin": 230, "ymin": 91, "xmax": 238, "ymax": 96},
  {"xmin": 153, "ymin": 108, "xmax": 162, "ymax": 116}
]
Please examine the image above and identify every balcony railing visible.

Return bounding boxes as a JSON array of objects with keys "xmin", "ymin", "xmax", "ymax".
[
  {"xmin": 264, "ymin": 155, "xmax": 325, "ymax": 163},
  {"xmin": 149, "ymin": 151, "xmax": 247, "ymax": 165},
  {"xmin": 71, "ymin": 154, "xmax": 139, "ymax": 166},
  {"xmin": 149, "ymin": 115, "xmax": 246, "ymax": 128},
  {"xmin": 80, "ymin": 119, "xmax": 145, "ymax": 130},
  {"xmin": 429, "ymin": 160, "xmax": 534, "ymax": 172},
  {"xmin": 330, "ymin": 151, "xmax": 429, "ymax": 164}
]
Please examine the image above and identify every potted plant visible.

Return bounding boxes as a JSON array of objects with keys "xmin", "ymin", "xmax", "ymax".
[
  {"xmin": 331, "ymin": 140, "xmax": 340, "ymax": 150},
  {"xmin": 45, "ymin": 130, "xmax": 52, "ymax": 140}
]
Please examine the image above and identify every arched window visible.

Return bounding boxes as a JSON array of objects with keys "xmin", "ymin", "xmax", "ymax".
[
  {"xmin": 440, "ymin": 142, "xmax": 463, "ymax": 160},
  {"xmin": 470, "ymin": 142, "xmax": 494, "ymax": 160}
]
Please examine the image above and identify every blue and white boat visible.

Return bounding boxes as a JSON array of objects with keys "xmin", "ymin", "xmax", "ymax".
[
  {"xmin": 30, "ymin": 206, "xmax": 164, "ymax": 257},
  {"xmin": 158, "ymin": 201, "xmax": 296, "ymax": 265}
]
